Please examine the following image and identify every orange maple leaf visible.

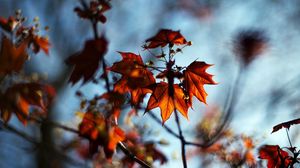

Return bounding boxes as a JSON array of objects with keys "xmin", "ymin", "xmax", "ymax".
[
  {"xmin": 109, "ymin": 52, "xmax": 155, "ymax": 107},
  {"xmin": 79, "ymin": 112, "xmax": 105, "ymax": 141},
  {"xmin": 0, "ymin": 35, "xmax": 28, "ymax": 75},
  {"xmin": 146, "ymin": 82, "xmax": 190, "ymax": 123},
  {"xmin": 30, "ymin": 35, "xmax": 50, "ymax": 54},
  {"xmin": 0, "ymin": 83, "xmax": 56, "ymax": 124},
  {"xmin": 107, "ymin": 126, "xmax": 125, "ymax": 151},
  {"xmin": 144, "ymin": 29, "xmax": 188, "ymax": 49},
  {"xmin": 183, "ymin": 61, "xmax": 216, "ymax": 104},
  {"xmin": 65, "ymin": 36, "xmax": 108, "ymax": 85}
]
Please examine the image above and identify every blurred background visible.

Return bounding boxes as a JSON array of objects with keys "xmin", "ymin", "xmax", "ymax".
[{"xmin": 1, "ymin": 0, "xmax": 300, "ymax": 167}]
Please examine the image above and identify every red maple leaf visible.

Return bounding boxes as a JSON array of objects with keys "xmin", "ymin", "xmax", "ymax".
[
  {"xmin": 144, "ymin": 29, "xmax": 188, "ymax": 49},
  {"xmin": 109, "ymin": 52, "xmax": 155, "ymax": 107},
  {"xmin": 272, "ymin": 118, "xmax": 300, "ymax": 133},
  {"xmin": 65, "ymin": 36, "xmax": 108, "ymax": 85},
  {"xmin": 79, "ymin": 112, "xmax": 125, "ymax": 159},
  {"xmin": 183, "ymin": 61, "xmax": 216, "ymax": 104},
  {"xmin": 146, "ymin": 82, "xmax": 190, "ymax": 123},
  {"xmin": 0, "ymin": 35, "xmax": 28, "ymax": 75},
  {"xmin": 0, "ymin": 16, "xmax": 19, "ymax": 32},
  {"xmin": 0, "ymin": 83, "xmax": 56, "ymax": 124},
  {"xmin": 74, "ymin": 0, "xmax": 111, "ymax": 23},
  {"xmin": 258, "ymin": 145, "xmax": 292, "ymax": 168}
]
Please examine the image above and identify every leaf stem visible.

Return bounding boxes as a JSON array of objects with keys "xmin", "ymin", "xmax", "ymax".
[{"xmin": 286, "ymin": 128, "xmax": 293, "ymax": 148}]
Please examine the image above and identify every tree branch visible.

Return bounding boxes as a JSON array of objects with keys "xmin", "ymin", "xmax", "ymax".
[
  {"xmin": 0, "ymin": 121, "xmax": 85, "ymax": 167},
  {"xmin": 118, "ymin": 142, "xmax": 151, "ymax": 168},
  {"xmin": 174, "ymin": 110, "xmax": 187, "ymax": 168}
]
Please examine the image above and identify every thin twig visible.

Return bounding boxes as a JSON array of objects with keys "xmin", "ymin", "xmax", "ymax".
[
  {"xmin": 102, "ymin": 60, "xmax": 111, "ymax": 92},
  {"xmin": 174, "ymin": 110, "xmax": 187, "ymax": 168},
  {"xmin": 118, "ymin": 142, "xmax": 151, "ymax": 168}
]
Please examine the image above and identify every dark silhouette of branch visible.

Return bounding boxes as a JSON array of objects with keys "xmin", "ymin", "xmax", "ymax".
[
  {"xmin": 117, "ymin": 142, "xmax": 151, "ymax": 168},
  {"xmin": 174, "ymin": 110, "xmax": 187, "ymax": 168},
  {"xmin": 0, "ymin": 121, "xmax": 85, "ymax": 167}
]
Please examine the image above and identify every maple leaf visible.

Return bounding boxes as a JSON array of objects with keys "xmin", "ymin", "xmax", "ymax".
[
  {"xmin": 272, "ymin": 118, "xmax": 300, "ymax": 133},
  {"xmin": 108, "ymin": 126, "xmax": 125, "ymax": 151},
  {"xmin": 65, "ymin": 36, "xmax": 108, "ymax": 85},
  {"xmin": 74, "ymin": 0, "xmax": 111, "ymax": 23},
  {"xmin": 109, "ymin": 52, "xmax": 155, "ymax": 107},
  {"xmin": 109, "ymin": 52, "xmax": 144, "ymax": 75},
  {"xmin": 104, "ymin": 126, "xmax": 125, "ymax": 160},
  {"xmin": 15, "ymin": 26, "xmax": 51, "ymax": 55},
  {"xmin": 79, "ymin": 112, "xmax": 105, "ymax": 141},
  {"xmin": 183, "ymin": 61, "xmax": 216, "ymax": 104},
  {"xmin": 144, "ymin": 29, "xmax": 188, "ymax": 49},
  {"xmin": 30, "ymin": 35, "xmax": 50, "ymax": 54},
  {"xmin": 79, "ymin": 112, "xmax": 125, "ymax": 159},
  {"xmin": 258, "ymin": 145, "xmax": 292, "ymax": 168},
  {"xmin": 0, "ymin": 16, "xmax": 19, "ymax": 32},
  {"xmin": 146, "ymin": 82, "xmax": 190, "ymax": 123},
  {"xmin": 0, "ymin": 83, "xmax": 56, "ymax": 124},
  {"xmin": 0, "ymin": 35, "xmax": 28, "ymax": 75}
]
